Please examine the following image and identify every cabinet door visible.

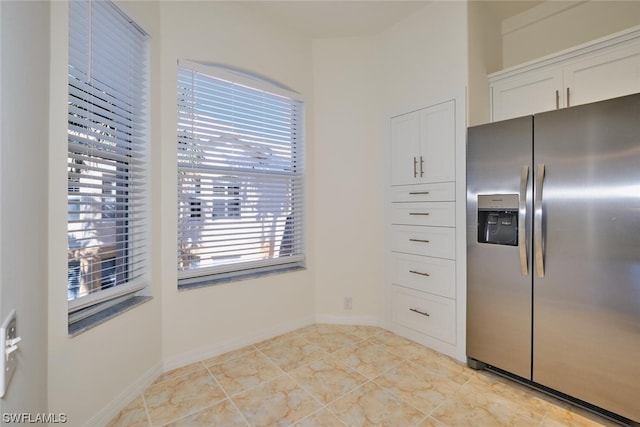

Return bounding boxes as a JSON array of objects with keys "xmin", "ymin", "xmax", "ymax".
[
  {"xmin": 491, "ymin": 68, "xmax": 563, "ymax": 121},
  {"xmin": 419, "ymin": 100, "xmax": 455, "ymax": 183},
  {"xmin": 564, "ymin": 43, "xmax": 640, "ymax": 108},
  {"xmin": 390, "ymin": 111, "xmax": 420, "ymax": 186}
]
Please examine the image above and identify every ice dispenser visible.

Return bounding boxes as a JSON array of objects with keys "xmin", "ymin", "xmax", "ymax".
[{"xmin": 477, "ymin": 194, "xmax": 519, "ymax": 246}]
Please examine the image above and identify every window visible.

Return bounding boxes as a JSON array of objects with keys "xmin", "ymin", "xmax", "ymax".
[
  {"xmin": 67, "ymin": 0, "xmax": 149, "ymax": 326},
  {"xmin": 177, "ymin": 60, "xmax": 305, "ymax": 287}
]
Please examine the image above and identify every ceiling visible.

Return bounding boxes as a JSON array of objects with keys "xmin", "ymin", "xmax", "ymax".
[{"xmin": 248, "ymin": 1, "xmax": 544, "ymax": 38}]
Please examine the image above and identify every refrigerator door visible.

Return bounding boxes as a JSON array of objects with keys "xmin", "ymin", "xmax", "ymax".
[
  {"xmin": 467, "ymin": 116, "xmax": 533, "ymax": 380},
  {"xmin": 533, "ymin": 93, "xmax": 640, "ymax": 422}
]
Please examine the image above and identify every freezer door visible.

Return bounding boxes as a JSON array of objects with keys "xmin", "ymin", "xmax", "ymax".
[
  {"xmin": 466, "ymin": 116, "xmax": 533, "ymax": 380},
  {"xmin": 533, "ymin": 93, "xmax": 640, "ymax": 423}
]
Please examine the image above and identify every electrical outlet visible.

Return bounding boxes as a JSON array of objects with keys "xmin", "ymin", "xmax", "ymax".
[{"xmin": 343, "ymin": 297, "xmax": 353, "ymax": 310}]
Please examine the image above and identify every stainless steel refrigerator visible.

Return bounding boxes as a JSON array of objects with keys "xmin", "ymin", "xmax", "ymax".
[{"xmin": 466, "ymin": 93, "xmax": 640, "ymax": 424}]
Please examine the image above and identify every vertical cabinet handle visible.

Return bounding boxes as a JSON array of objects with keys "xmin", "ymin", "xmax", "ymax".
[
  {"xmin": 535, "ymin": 164, "xmax": 546, "ymax": 278},
  {"xmin": 420, "ymin": 156, "xmax": 424, "ymax": 178},
  {"xmin": 519, "ymin": 166, "xmax": 529, "ymax": 276},
  {"xmin": 413, "ymin": 157, "xmax": 418, "ymax": 178},
  {"xmin": 566, "ymin": 87, "xmax": 570, "ymax": 107},
  {"xmin": 555, "ymin": 90, "xmax": 559, "ymax": 109}
]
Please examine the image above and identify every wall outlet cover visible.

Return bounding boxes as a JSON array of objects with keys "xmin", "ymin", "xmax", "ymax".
[{"xmin": 0, "ymin": 309, "xmax": 18, "ymax": 398}]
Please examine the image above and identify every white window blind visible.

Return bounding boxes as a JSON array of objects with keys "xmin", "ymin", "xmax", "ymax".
[
  {"xmin": 177, "ymin": 61, "xmax": 305, "ymax": 286},
  {"xmin": 67, "ymin": 0, "xmax": 149, "ymax": 317}
]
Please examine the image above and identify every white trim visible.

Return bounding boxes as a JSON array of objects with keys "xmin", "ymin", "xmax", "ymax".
[
  {"xmin": 83, "ymin": 361, "xmax": 162, "ymax": 427},
  {"xmin": 314, "ymin": 314, "xmax": 384, "ymax": 327},
  {"xmin": 178, "ymin": 59, "xmax": 304, "ymax": 102},
  {"xmin": 501, "ymin": 1, "xmax": 587, "ymax": 36},
  {"xmin": 490, "ymin": 24, "xmax": 640, "ymax": 82}
]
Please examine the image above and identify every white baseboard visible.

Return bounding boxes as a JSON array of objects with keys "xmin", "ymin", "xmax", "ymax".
[
  {"xmin": 162, "ymin": 315, "xmax": 316, "ymax": 372},
  {"xmin": 86, "ymin": 360, "xmax": 163, "ymax": 427},
  {"xmin": 314, "ymin": 313, "xmax": 384, "ymax": 327}
]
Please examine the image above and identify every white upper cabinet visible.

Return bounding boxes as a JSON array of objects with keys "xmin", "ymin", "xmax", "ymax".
[
  {"xmin": 491, "ymin": 68, "xmax": 563, "ymax": 122},
  {"xmin": 490, "ymin": 26, "xmax": 640, "ymax": 122},
  {"xmin": 390, "ymin": 100, "xmax": 455, "ymax": 185},
  {"xmin": 564, "ymin": 42, "xmax": 640, "ymax": 107}
]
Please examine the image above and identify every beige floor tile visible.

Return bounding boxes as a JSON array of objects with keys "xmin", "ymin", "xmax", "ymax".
[
  {"xmin": 467, "ymin": 372, "xmax": 550, "ymax": 419},
  {"xmin": 417, "ymin": 416, "xmax": 449, "ymax": 427},
  {"xmin": 432, "ymin": 399, "xmax": 540, "ymax": 427},
  {"xmin": 143, "ymin": 369, "xmax": 227, "ymax": 426},
  {"xmin": 373, "ymin": 359, "xmax": 462, "ymax": 414},
  {"xmin": 106, "ymin": 324, "xmax": 628, "ymax": 427},
  {"xmin": 202, "ymin": 345, "xmax": 257, "ymax": 367},
  {"xmin": 303, "ymin": 330, "xmax": 362, "ymax": 354},
  {"xmin": 335, "ymin": 325, "xmax": 385, "ymax": 340},
  {"xmin": 368, "ymin": 330, "xmax": 428, "ymax": 359},
  {"xmin": 541, "ymin": 402, "xmax": 618, "ymax": 427},
  {"xmin": 430, "ymin": 375, "xmax": 545, "ymax": 427},
  {"xmin": 164, "ymin": 399, "xmax": 247, "ymax": 427},
  {"xmin": 332, "ymin": 340, "xmax": 404, "ymax": 380},
  {"xmin": 208, "ymin": 350, "xmax": 284, "ymax": 396},
  {"xmin": 260, "ymin": 336, "xmax": 327, "ymax": 372},
  {"xmin": 289, "ymin": 355, "xmax": 368, "ymax": 405},
  {"xmin": 152, "ymin": 361, "xmax": 207, "ymax": 385},
  {"xmin": 105, "ymin": 395, "xmax": 150, "ymax": 427},
  {"xmin": 328, "ymin": 381, "xmax": 426, "ymax": 427},
  {"xmin": 232, "ymin": 375, "xmax": 321, "ymax": 427},
  {"xmin": 254, "ymin": 330, "xmax": 302, "ymax": 350},
  {"xmin": 294, "ymin": 408, "xmax": 346, "ymax": 426}
]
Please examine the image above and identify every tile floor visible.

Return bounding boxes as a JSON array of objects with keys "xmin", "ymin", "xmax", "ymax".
[{"xmin": 107, "ymin": 324, "xmax": 619, "ymax": 427}]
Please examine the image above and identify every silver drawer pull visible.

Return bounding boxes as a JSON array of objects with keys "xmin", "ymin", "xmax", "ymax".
[
  {"xmin": 408, "ymin": 191, "xmax": 430, "ymax": 195},
  {"xmin": 409, "ymin": 238, "xmax": 430, "ymax": 243},
  {"xmin": 409, "ymin": 308, "xmax": 430, "ymax": 317},
  {"xmin": 409, "ymin": 270, "xmax": 430, "ymax": 277},
  {"xmin": 409, "ymin": 212, "xmax": 430, "ymax": 216}
]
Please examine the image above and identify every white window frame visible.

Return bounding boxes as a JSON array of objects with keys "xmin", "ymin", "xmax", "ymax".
[
  {"xmin": 67, "ymin": 0, "xmax": 150, "ymax": 326},
  {"xmin": 177, "ymin": 60, "xmax": 305, "ymax": 288}
]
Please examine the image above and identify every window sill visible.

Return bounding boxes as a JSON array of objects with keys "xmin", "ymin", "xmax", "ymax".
[
  {"xmin": 178, "ymin": 264, "xmax": 305, "ymax": 291},
  {"xmin": 68, "ymin": 295, "xmax": 152, "ymax": 337}
]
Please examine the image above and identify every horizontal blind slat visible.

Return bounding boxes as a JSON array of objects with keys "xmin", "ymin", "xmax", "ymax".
[{"xmin": 68, "ymin": 0, "xmax": 148, "ymax": 307}]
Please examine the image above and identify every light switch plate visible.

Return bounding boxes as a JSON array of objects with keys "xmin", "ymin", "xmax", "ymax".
[{"xmin": 0, "ymin": 309, "xmax": 18, "ymax": 398}]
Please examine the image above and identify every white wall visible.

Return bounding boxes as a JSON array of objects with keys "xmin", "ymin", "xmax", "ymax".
[
  {"xmin": 47, "ymin": 2, "xmax": 163, "ymax": 425},
  {"xmin": 311, "ymin": 36, "xmax": 385, "ymax": 323},
  {"xmin": 467, "ymin": 1, "xmax": 503, "ymax": 126},
  {"xmin": 158, "ymin": 1, "xmax": 316, "ymax": 368},
  {"xmin": 379, "ymin": 2, "xmax": 468, "ymax": 116},
  {"xmin": 503, "ymin": 1, "xmax": 640, "ymax": 68},
  {"xmin": 0, "ymin": 0, "xmax": 49, "ymax": 416}
]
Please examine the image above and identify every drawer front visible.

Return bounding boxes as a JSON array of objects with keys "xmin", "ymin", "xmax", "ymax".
[
  {"xmin": 391, "ymin": 202, "xmax": 455, "ymax": 227},
  {"xmin": 391, "ymin": 285, "xmax": 456, "ymax": 345},
  {"xmin": 390, "ymin": 225, "xmax": 455, "ymax": 259},
  {"xmin": 391, "ymin": 182, "xmax": 455, "ymax": 202},
  {"xmin": 390, "ymin": 253, "xmax": 455, "ymax": 298}
]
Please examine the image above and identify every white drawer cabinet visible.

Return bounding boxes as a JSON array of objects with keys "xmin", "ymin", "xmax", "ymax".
[
  {"xmin": 390, "ymin": 252, "xmax": 455, "ymax": 299},
  {"xmin": 387, "ymin": 97, "xmax": 459, "ymax": 359},
  {"xmin": 390, "ymin": 202, "xmax": 455, "ymax": 227},
  {"xmin": 390, "ymin": 182, "xmax": 455, "ymax": 203},
  {"xmin": 490, "ymin": 25, "xmax": 640, "ymax": 122},
  {"xmin": 390, "ymin": 225, "xmax": 455, "ymax": 259},
  {"xmin": 391, "ymin": 285, "xmax": 456, "ymax": 345}
]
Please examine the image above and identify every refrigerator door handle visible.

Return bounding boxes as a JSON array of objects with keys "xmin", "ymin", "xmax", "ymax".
[
  {"xmin": 535, "ymin": 164, "xmax": 545, "ymax": 277},
  {"xmin": 519, "ymin": 166, "xmax": 529, "ymax": 275}
]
